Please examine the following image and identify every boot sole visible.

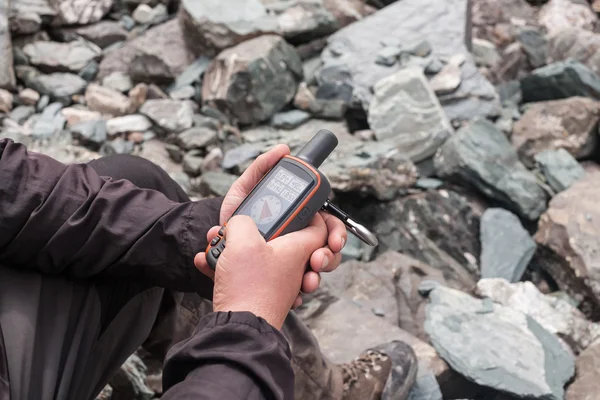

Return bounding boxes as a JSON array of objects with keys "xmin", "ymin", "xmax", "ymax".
[{"xmin": 375, "ymin": 341, "xmax": 419, "ymax": 400}]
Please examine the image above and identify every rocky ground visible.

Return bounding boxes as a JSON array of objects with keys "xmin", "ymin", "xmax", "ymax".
[{"xmin": 2, "ymin": 0, "xmax": 600, "ymax": 398}]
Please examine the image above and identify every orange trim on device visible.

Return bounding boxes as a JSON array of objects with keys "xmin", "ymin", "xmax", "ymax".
[
  {"xmin": 205, "ymin": 222, "xmax": 227, "ymax": 253},
  {"xmin": 269, "ymin": 155, "xmax": 321, "ymax": 240}
]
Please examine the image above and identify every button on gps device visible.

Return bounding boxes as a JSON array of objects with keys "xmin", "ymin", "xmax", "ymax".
[{"xmin": 206, "ymin": 129, "xmax": 377, "ymax": 270}]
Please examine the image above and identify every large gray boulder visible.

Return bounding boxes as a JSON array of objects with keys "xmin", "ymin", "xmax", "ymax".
[
  {"xmin": 178, "ymin": 0, "xmax": 278, "ymax": 57},
  {"xmin": 434, "ymin": 118, "xmax": 548, "ymax": 220},
  {"xmin": 202, "ymin": 35, "xmax": 302, "ymax": 124},
  {"xmin": 0, "ymin": 0, "xmax": 16, "ymax": 90},
  {"xmin": 424, "ymin": 285, "xmax": 575, "ymax": 399},
  {"xmin": 98, "ymin": 19, "xmax": 195, "ymax": 84},
  {"xmin": 535, "ymin": 149, "xmax": 586, "ymax": 193},
  {"xmin": 480, "ymin": 208, "xmax": 536, "ymax": 283},
  {"xmin": 368, "ymin": 67, "xmax": 452, "ymax": 163},
  {"xmin": 317, "ymin": 0, "xmax": 500, "ymax": 121},
  {"xmin": 48, "ymin": 0, "xmax": 113, "ymax": 26},
  {"xmin": 476, "ymin": 278, "xmax": 600, "ymax": 354},
  {"xmin": 520, "ymin": 60, "xmax": 600, "ymax": 103},
  {"xmin": 23, "ymin": 40, "xmax": 102, "ymax": 74}
]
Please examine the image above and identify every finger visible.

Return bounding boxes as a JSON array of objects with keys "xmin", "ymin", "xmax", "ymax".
[
  {"xmin": 194, "ymin": 252, "xmax": 215, "ymax": 280},
  {"xmin": 309, "ymin": 247, "xmax": 340, "ymax": 273},
  {"xmin": 301, "ymin": 271, "xmax": 321, "ymax": 294},
  {"xmin": 292, "ymin": 295, "xmax": 303, "ymax": 309},
  {"xmin": 236, "ymin": 144, "xmax": 290, "ymax": 194},
  {"xmin": 319, "ymin": 211, "xmax": 347, "ymax": 254},
  {"xmin": 205, "ymin": 225, "xmax": 221, "ymax": 243},
  {"xmin": 271, "ymin": 214, "xmax": 328, "ymax": 260},
  {"xmin": 225, "ymin": 215, "xmax": 265, "ymax": 250}
]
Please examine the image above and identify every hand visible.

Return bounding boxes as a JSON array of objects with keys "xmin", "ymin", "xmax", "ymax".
[
  {"xmin": 201, "ymin": 215, "xmax": 328, "ymax": 329},
  {"xmin": 196, "ymin": 144, "xmax": 347, "ymax": 302}
]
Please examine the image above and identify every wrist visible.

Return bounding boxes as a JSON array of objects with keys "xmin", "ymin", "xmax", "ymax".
[{"xmin": 214, "ymin": 301, "xmax": 286, "ymax": 330}]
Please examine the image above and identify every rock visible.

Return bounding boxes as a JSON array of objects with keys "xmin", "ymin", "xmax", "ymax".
[
  {"xmin": 137, "ymin": 138, "xmax": 185, "ymax": 178},
  {"xmin": 472, "ymin": 38, "xmax": 500, "ymax": 68},
  {"xmin": 140, "ymin": 99, "xmax": 194, "ymax": 133},
  {"xmin": 167, "ymin": 56, "xmax": 211, "ymax": 94},
  {"xmin": 102, "ymin": 72, "xmax": 133, "ymax": 93},
  {"xmin": 129, "ymin": 83, "xmax": 148, "ymax": 109},
  {"xmin": 71, "ymin": 119, "xmax": 107, "ymax": 150},
  {"xmin": 275, "ymin": 2, "xmax": 337, "ymax": 43},
  {"xmin": 517, "ymin": 27, "xmax": 547, "ymax": 69},
  {"xmin": 8, "ymin": 0, "xmax": 56, "ymax": 35},
  {"xmin": 0, "ymin": 0, "xmax": 16, "ymax": 90},
  {"xmin": 169, "ymin": 85, "xmax": 196, "ymax": 100},
  {"xmin": 52, "ymin": 20, "xmax": 127, "ymax": 49},
  {"xmin": 60, "ymin": 107, "xmax": 102, "ymax": 127},
  {"xmin": 534, "ymin": 171, "xmax": 600, "ymax": 319},
  {"xmin": 368, "ymin": 67, "xmax": 452, "ymax": 163},
  {"xmin": 108, "ymin": 353, "xmax": 154, "ymax": 399},
  {"xmin": 95, "ymin": 385, "xmax": 112, "ymax": 400},
  {"xmin": 492, "ymin": 42, "xmax": 530, "ymax": 83},
  {"xmin": 98, "ymin": 19, "xmax": 195, "ymax": 84},
  {"xmin": 197, "ymin": 171, "xmax": 237, "ymax": 197},
  {"xmin": 182, "ymin": 150, "xmax": 204, "ymax": 177},
  {"xmin": 539, "ymin": 0, "xmax": 596, "ymax": 37},
  {"xmin": 511, "ymin": 97, "xmax": 600, "ymax": 167},
  {"xmin": 178, "ymin": 0, "xmax": 278, "ymax": 57},
  {"xmin": 165, "ymin": 143, "xmax": 183, "ymax": 163},
  {"xmin": 371, "ymin": 189, "xmax": 482, "ymax": 282},
  {"xmin": 106, "ymin": 115, "xmax": 152, "ymax": 135},
  {"xmin": 547, "ymin": 29, "xmax": 600, "ymax": 76},
  {"xmin": 535, "ymin": 149, "xmax": 586, "ymax": 193},
  {"xmin": 9, "ymin": 105, "xmax": 35, "ymax": 124},
  {"xmin": 566, "ymin": 341, "xmax": 600, "ymax": 399},
  {"xmin": 293, "ymin": 82, "xmax": 347, "ymax": 120},
  {"xmin": 18, "ymin": 88, "xmax": 40, "ymax": 106},
  {"xmin": 31, "ymin": 102, "xmax": 66, "ymax": 139},
  {"xmin": 48, "ymin": 0, "xmax": 113, "ymax": 26},
  {"xmin": 37, "ymin": 94, "xmax": 49, "ymax": 111},
  {"xmin": 133, "ymin": 3, "xmax": 167, "ymax": 25},
  {"xmin": 23, "ymin": 40, "xmax": 102, "ymax": 74},
  {"xmin": 222, "ymin": 143, "xmax": 261, "ymax": 170},
  {"xmin": 85, "ymin": 83, "xmax": 133, "ymax": 117},
  {"xmin": 78, "ymin": 60, "xmax": 99, "ymax": 82},
  {"xmin": 18, "ymin": 70, "xmax": 87, "ymax": 102},
  {"xmin": 434, "ymin": 118, "xmax": 548, "ymax": 220},
  {"xmin": 176, "ymin": 126, "xmax": 218, "ymax": 151},
  {"xmin": 476, "ymin": 279, "xmax": 600, "ymax": 354},
  {"xmin": 270, "ymin": 109, "xmax": 311, "ymax": 129},
  {"xmin": 100, "ymin": 138, "xmax": 134, "ymax": 155},
  {"xmin": 429, "ymin": 54, "xmax": 465, "ymax": 95},
  {"xmin": 201, "ymin": 147, "xmax": 224, "ymax": 172},
  {"xmin": 407, "ymin": 368, "xmax": 443, "ymax": 400},
  {"xmin": 318, "ymin": 0, "xmax": 500, "ymax": 122},
  {"xmin": 202, "ymin": 35, "xmax": 303, "ymax": 125},
  {"xmin": 520, "ymin": 60, "xmax": 600, "ymax": 103},
  {"xmin": 425, "ymin": 285, "xmax": 575, "ymax": 400},
  {"xmin": 471, "ymin": 0, "xmax": 536, "ymax": 49},
  {"xmin": 0, "ymin": 88, "xmax": 12, "ymax": 113},
  {"xmin": 480, "ymin": 208, "xmax": 536, "ymax": 283}
]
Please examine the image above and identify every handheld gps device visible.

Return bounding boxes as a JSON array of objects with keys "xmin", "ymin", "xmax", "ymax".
[{"xmin": 206, "ymin": 129, "xmax": 377, "ymax": 270}]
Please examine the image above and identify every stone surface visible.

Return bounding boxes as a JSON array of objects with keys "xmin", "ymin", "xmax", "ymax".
[
  {"xmin": 472, "ymin": 38, "xmax": 500, "ymax": 68},
  {"xmin": 425, "ymin": 285, "xmax": 575, "ymax": 400},
  {"xmin": 471, "ymin": 0, "xmax": 536, "ymax": 48},
  {"xmin": 274, "ymin": 1, "xmax": 336, "ymax": 43},
  {"xmin": 18, "ymin": 88, "xmax": 40, "ymax": 105},
  {"xmin": 318, "ymin": 0, "xmax": 500, "ymax": 121},
  {"xmin": 0, "ymin": 88, "xmax": 12, "ymax": 113},
  {"xmin": 98, "ymin": 19, "xmax": 195, "ymax": 84},
  {"xmin": 517, "ymin": 27, "xmax": 547, "ymax": 69},
  {"xmin": 0, "ymin": 0, "xmax": 16, "ymax": 90},
  {"xmin": 477, "ymin": 278, "xmax": 600, "ymax": 354},
  {"xmin": 182, "ymin": 150, "xmax": 203, "ymax": 177},
  {"xmin": 31, "ymin": 102, "xmax": 66, "ymax": 139},
  {"xmin": 71, "ymin": 119, "xmax": 106, "ymax": 149},
  {"xmin": 8, "ymin": 0, "xmax": 56, "ymax": 35},
  {"xmin": 511, "ymin": 97, "xmax": 600, "ymax": 167},
  {"xmin": 9, "ymin": 105, "xmax": 35, "ymax": 124},
  {"xmin": 178, "ymin": 0, "xmax": 278, "ymax": 58},
  {"xmin": 106, "ymin": 115, "xmax": 152, "ymax": 135},
  {"xmin": 100, "ymin": 138, "xmax": 134, "ymax": 155},
  {"xmin": 371, "ymin": 189, "xmax": 482, "ymax": 282},
  {"xmin": 167, "ymin": 56, "xmax": 211, "ymax": 94},
  {"xmin": 108, "ymin": 353, "xmax": 154, "ymax": 399},
  {"xmin": 222, "ymin": 143, "xmax": 261, "ymax": 170},
  {"xmin": 176, "ymin": 126, "xmax": 218, "ymax": 151},
  {"xmin": 53, "ymin": 20, "xmax": 127, "ymax": 49},
  {"xmin": 429, "ymin": 54, "xmax": 464, "ymax": 95},
  {"xmin": 48, "ymin": 0, "xmax": 113, "ymax": 26},
  {"xmin": 547, "ymin": 29, "xmax": 600, "ymax": 76},
  {"xmin": 202, "ymin": 35, "xmax": 303, "ymax": 124},
  {"xmin": 140, "ymin": 99, "xmax": 195, "ymax": 133},
  {"xmin": 521, "ymin": 60, "xmax": 600, "ymax": 103},
  {"xmin": 61, "ymin": 106, "xmax": 102, "ymax": 127},
  {"xmin": 132, "ymin": 3, "xmax": 167, "ymax": 25},
  {"xmin": 102, "ymin": 72, "xmax": 133, "ymax": 93},
  {"xmin": 293, "ymin": 82, "xmax": 347, "ymax": 120},
  {"xmin": 538, "ymin": 0, "xmax": 596, "ymax": 37},
  {"xmin": 480, "ymin": 208, "xmax": 536, "ymax": 283},
  {"xmin": 23, "ymin": 40, "xmax": 102, "ymax": 74},
  {"xmin": 535, "ymin": 149, "xmax": 586, "ymax": 193},
  {"xmin": 85, "ymin": 83, "xmax": 133, "ymax": 117},
  {"xmin": 271, "ymin": 109, "xmax": 311, "ymax": 130},
  {"xmin": 25, "ymin": 71, "xmax": 87, "ymax": 102},
  {"xmin": 435, "ymin": 118, "xmax": 547, "ymax": 220},
  {"xmin": 566, "ymin": 341, "xmax": 600, "ymax": 400},
  {"xmin": 197, "ymin": 171, "xmax": 237, "ymax": 197},
  {"xmin": 95, "ymin": 385, "xmax": 112, "ymax": 400},
  {"xmin": 535, "ymin": 171, "xmax": 600, "ymax": 320},
  {"xmin": 368, "ymin": 67, "xmax": 452, "ymax": 163}
]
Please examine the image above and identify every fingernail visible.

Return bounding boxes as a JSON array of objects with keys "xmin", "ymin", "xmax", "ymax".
[
  {"xmin": 321, "ymin": 255, "xmax": 329, "ymax": 271},
  {"xmin": 341, "ymin": 237, "xmax": 346, "ymax": 250}
]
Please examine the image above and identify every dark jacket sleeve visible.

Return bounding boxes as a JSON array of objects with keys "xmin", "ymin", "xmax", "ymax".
[
  {"xmin": 162, "ymin": 312, "xmax": 294, "ymax": 400},
  {"xmin": 0, "ymin": 139, "xmax": 223, "ymax": 293}
]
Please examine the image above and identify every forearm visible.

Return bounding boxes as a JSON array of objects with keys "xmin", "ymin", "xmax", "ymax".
[
  {"xmin": 0, "ymin": 139, "xmax": 221, "ymax": 293},
  {"xmin": 162, "ymin": 312, "xmax": 294, "ymax": 400}
]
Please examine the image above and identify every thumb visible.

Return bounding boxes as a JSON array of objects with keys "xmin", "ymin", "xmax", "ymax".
[
  {"xmin": 270, "ymin": 214, "xmax": 327, "ymax": 261},
  {"xmin": 225, "ymin": 215, "xmax": 265, "ymax": 251}
]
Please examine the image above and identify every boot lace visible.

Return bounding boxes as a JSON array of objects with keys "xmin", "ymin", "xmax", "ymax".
[{"xmin": 341, "ymin": 350, "xmax": 389, "ymax": 391}]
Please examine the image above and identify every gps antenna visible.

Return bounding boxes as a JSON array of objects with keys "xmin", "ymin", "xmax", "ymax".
[{"xmin": 295, "ymin": 129, "xmax": 339, "ymax": 168}]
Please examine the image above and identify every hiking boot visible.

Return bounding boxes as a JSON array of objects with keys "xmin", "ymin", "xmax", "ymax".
[{"xmin": 340, "ymin": 341, "xmax": 418, "ymax": 400}]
